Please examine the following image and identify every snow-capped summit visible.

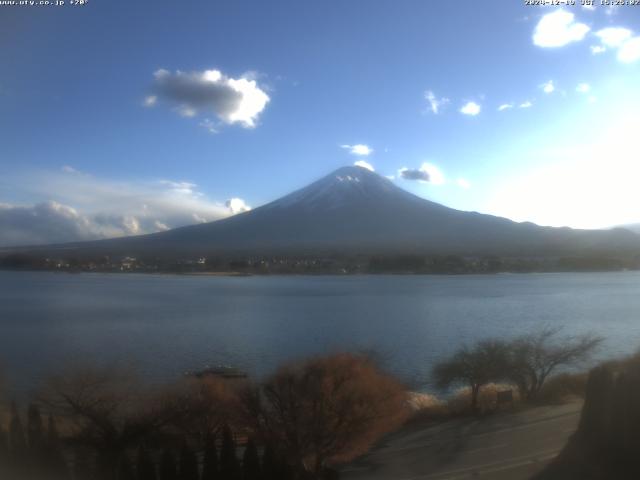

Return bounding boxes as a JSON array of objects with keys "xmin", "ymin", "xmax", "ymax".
[{"xmin": 265, "ymin": 165, "xmax": 415, "ymax": 212}]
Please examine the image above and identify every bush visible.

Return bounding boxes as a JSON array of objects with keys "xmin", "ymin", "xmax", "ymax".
[
  {"xmin": 242, "ymin": 352, "xmax": 409, "ymax": 476},
  {"xmin": 535, "ymin": 373, "xmax": 589, "ymax": 405},
  {"xmin": 406, "ymin": 392, "xmax": 443, "ymax": 412},
  {"xmin": 404, "ymin": 392, "xmax": 449, "ymax": 423},
  {"xmin": 446, "ymin": 383, "xmax": 521, "ymax": 415}
]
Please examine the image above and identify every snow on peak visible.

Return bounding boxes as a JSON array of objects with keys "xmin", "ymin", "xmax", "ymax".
[
  {"xmin": 266, "ymin": 165, "xmax": 399, "ymax": 211},
  {"xmin": 336, "ymin": 175, "xmax": 361, "ymax": 183}
]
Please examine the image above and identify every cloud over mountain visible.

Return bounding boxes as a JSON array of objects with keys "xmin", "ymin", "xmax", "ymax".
[
  {"xmin": 0, "ymin": 169, "xmax": 249, "ymax": 246},
  {"xmin": 225, "ymin": 198, "xmax": 252, "ymax": 214},
  {"xmin": 399, "ymin": 163, "xmax": 445, "ymax": 185},
  {"xmin": 354, "ymin": 160, "xmax": 375, "ymax": 172},
  {"xmin": 341, "ymin": 144, "xmax": 373, "ymax": 156}
]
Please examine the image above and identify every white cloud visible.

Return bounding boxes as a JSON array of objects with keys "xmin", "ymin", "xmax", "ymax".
[
  {"xmin": 420, "ymin": 163, "xmax": 445, "ymax": 185},
  {"xmin": 199, "ymin": 118, "xmax": 218, "ymax": 134},
  {"xmin": 225, "ymin": 76, "xmax": 270, "ymax": 126},
  {"xmin": 498, "ymin": 103, "xmax": 513, "ymax": 111},
  {"xmin": 153, "ymin": 220, "xmax": 170, "ymax": 231},
  {"xmin": 149, "ymin": 68, "xmax": 270, "ymax": 128},
  {"xmin": 596, "ymin": 27, "xmax": 632, "ymax": 47},
  {"xmin": 456, "ymin": 178, "xmax": 471, "ymax": 189},
  {"xmin": 618, "ymin": 37, "xmax": 640, "ymax": 63},
  {"xmin": 178, "ymin": 106, "xmax": 197, "ymax": 118},
  {"xmin": 158, "ymin": 180, "xmax": 199, "ymax": 196},
  {"xmin": 424, "ymin": 90, "xmax": 450, "ymax": 114},
  {"xmin": 541, "ymin": 80, "xmax": 555, "ymax": 94},
  {"xmin": 0, "ymin": 169, "xmax": 249, "ymax": 246},
  {"xmin": 519, "ymin": 101, "xmax": 533, "ymax": 108},
  {"xmin": 533, "ymin": 10, "xmax": 590, "ymax": 48},
  {"xmin": 0, "ymin": 201, "xmax": 109, "ymax": 246},
  {"xmin": 398, "ymin": 163, "xmax": 445, "ymax": 185},
  {"xmin": 225, "ymin": 197, "xmax": 251, "ymax": 214},
  {"xmin": 576, "ymin": 83, "xmax": 590, "ymax": 93},
  {"xmin": 353, "ymin": 160, "xmax": 375, "ymax": 172},
  {"xmin": 341, "ymin": 144, "xmax": 373, "ymax": 156},
  {"xmin": 143, "ymin": 95, "xmax": 157, "ymax": 107},
  {"xmin": 590, "ymin": 45, "xmax": 606, "ymax": 54},
  {"xmin": 591, "ymin": 27, "xmax": 640, "ymax": 64},
  {"xmin": 459, "ymin": 101, "xmax": 481, "ymax": 116}
]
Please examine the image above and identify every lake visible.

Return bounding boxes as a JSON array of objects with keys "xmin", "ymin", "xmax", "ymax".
[{"xmin": 1, "ymin": 270, "xmax": 640, "ymax": 395}]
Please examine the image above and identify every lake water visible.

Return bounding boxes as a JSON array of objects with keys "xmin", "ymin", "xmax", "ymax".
[{"xmin": 1, "ymin": 270, "xmax": 640, "ymax": 395}]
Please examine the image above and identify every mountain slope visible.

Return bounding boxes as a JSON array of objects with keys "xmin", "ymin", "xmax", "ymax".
[{"xmin": 19, "ymin": 165, "xmax": 640, "ymax": 258}]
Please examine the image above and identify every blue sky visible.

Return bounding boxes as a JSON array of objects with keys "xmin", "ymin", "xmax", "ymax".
[{"xmin": 1, "ymin": 0, "xmax": 640, "ymax": 245}]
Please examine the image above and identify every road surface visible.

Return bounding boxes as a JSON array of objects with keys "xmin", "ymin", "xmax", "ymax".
[{"xmin": 341, "ymin": 402, "xmax": 582, "ymax": 480}]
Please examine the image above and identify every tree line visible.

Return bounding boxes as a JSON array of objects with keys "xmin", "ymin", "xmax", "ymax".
[{"xmin": 0, "ymin": 353, "xmax": 407, "ymax": 480}]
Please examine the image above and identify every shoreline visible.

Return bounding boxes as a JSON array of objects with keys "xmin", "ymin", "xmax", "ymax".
[{"xmin": 0, "ymin": 267, "xmax": 638, "ymax": 277}]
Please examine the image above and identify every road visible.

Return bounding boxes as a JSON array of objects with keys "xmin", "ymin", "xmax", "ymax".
[{"xmin": 341, "ymin": 402, "xmax": 582, "ymax": 480}]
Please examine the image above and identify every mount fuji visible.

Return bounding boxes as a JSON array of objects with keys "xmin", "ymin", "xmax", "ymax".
[{"xmin": 16, "ymin": 165, "xmax": 640, "ymax": 258}]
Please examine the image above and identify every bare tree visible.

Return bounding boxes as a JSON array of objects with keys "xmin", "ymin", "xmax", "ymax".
[
  {"xmin": 432, "ymin": 340, "xmax": 510, "ymax": 412},
  {"xmin": 506, "ymin": 326, "xmax": 602, "ymax": 401},
  {"xmin": 241, "ymin": 353, "xmax": 408, "ymax": 478},
  {"xmin": 38, "ymin": 366, "xmax": 186, "ymax": 478},
  {"xmin": 172, "ymin": 376, "xmax": 242, "ymax": 445}
]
